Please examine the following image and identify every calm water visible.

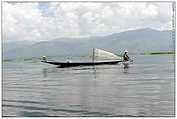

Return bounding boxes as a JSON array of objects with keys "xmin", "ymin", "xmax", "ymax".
[{"xmin": 2, "ymin": 54, "xmax": 175, "ymax": 117}]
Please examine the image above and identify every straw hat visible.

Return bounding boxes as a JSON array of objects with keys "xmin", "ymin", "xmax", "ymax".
[{"xmin": 124, "ymin": 50, "xmax": 128, "ymax": 53}]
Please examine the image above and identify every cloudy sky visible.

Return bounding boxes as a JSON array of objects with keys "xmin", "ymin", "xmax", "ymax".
[{"xmin": 3, "ymin": 2, "xmax": 173, "ymax": 42}]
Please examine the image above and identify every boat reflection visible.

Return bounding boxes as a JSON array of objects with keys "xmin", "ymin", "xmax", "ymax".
[
  {"xmin": 41, "ymin": 64, "xmax": 129, "ymax": 80},
  {"xmin": 42, "ymin": 67, "xmax": 60, "ymax": 78}
]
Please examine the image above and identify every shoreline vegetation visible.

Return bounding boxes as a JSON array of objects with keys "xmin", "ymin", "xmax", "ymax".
[{"xmin": 3, "ymin": 51, "xmax": 175, "ymax": 62}]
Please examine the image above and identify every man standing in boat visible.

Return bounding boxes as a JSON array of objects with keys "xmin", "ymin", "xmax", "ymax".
[{"xmin": 123, "ymin": 50, "xmax": 130, "ymax": 61}]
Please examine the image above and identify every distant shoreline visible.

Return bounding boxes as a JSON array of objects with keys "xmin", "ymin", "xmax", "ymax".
[
  {"xmin": 2, "ymin": 52, "xmax": 175, "ymax": 62},
  {"xmin": 140, "ymin": 51, "xmax": 175, "ymax": 55}
]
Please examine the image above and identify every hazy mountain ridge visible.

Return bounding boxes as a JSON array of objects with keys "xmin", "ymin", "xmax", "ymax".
[{"xmin": 3, "ymin": 28, "xmax": 173, "ymax": 59}]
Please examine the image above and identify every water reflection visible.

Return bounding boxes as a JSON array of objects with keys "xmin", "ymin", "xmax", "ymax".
[
  {"xmin": 42, "ymin": 66, "xmax": 102, "ymax": 80},
  {"xmin": 123, "ymin": 64, "xmax": 129, "ymax": 74},
  {"xmin": 93, "ymin": 66, "xmax": 100, "ymax": 80},
  {"xmin": 42, "ymin": 65, "xmax": 130, "ymax": 80},
  {"xmin": 3, "ymin": 55, "xmax": 175, "ymax": 116},
  {"xmin": 42, "ymin": 68, "xmax": 48, "ymax": 78},
  {"xmin": 123, "ymin": 63, "xmax": 129, "ymax": 69},
  {"xmin": 42, "ymin": 67, "xmax": 60, "ymax": 78}
]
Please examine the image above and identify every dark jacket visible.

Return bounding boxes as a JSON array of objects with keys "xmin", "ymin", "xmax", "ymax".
[{"xmin": 123, "ymin": 53, "xmax": 129, "ymax": 61}]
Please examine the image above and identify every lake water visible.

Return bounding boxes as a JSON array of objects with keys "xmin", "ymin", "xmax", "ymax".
[{"xmin": 2, "ymin": 54, "xmax": 175, "ymax": 117}]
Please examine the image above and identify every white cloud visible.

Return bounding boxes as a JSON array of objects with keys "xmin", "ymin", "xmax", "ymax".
[{"xmin": 2, "ymin": 2, "xmax": 173, "ymax": 42}]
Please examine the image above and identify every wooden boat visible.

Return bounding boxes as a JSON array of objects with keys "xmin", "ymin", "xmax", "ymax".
[
  {"xmin": 41, "ymin": 48, "xmax": 123, "ymax": 67},
  {"xmin": 41, "ymin": 60, "xmax": 122, "ymax": 68}
]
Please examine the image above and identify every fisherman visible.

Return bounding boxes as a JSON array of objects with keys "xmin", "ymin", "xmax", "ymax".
[
  {"xmin": 123, "ymin": 50, "xmax": 129, "ymax": 61},
  {"xmin": 67, "ymin": 57, "xmax": 72, "ymax": 63},
  {"xmin": 42, "ymin": 56, "xmax": 47, "ymax": 61}
]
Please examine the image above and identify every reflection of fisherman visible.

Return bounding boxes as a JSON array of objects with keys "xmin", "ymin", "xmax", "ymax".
[{"xmin": 123, "ymin": 50, "xmax": 129, "ymax": 61}]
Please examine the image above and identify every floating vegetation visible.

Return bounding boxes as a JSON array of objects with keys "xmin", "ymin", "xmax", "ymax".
[
  {"xmin": 3, "ymin": 57, "xmax": 42, "ymax": 63},
  {"xmin": 24, "ymin": 58, "xmax": 33, "ymax": 61},
  {"xmin": 139, "ymin": 53, "xmax": 148, "ymax": 55},
  {"xmin": 150, "ymin": 52, "xmax": 175, "ymax": 55},
  {"xmin": 3, "ymin": 59, "xmax": 15, "ymax": 62},
  {"xmin": 139, "ymin": 52, "xmax": 175, "ymax": 55},
  {"xmin": 80, "ymin": 56, "xmax": 90, "ymax": 58}
]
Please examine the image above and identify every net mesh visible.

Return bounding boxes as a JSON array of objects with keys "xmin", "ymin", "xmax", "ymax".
[{"xmin": 93, "ymin": 48, "xmax": 122, "ymax": 60}]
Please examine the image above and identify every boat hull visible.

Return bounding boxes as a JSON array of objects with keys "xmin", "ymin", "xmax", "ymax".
[{"xmin": 41, "ymin": 60, "xmax": 122, "ymax": 68}]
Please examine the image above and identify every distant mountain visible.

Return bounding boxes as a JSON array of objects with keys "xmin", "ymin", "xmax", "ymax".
[
  {"xmin": 3, "ymin": 28, "xmax": 173, "ymax": 59},
  {"xmin": 3, "ymin": 40, "xmax": 37, "ymax": 53}
]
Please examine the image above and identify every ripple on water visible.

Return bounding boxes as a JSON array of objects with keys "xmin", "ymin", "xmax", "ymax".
[{"xmin": 2, "ymin": 55, "xmax": 175, "ymax": 117}]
